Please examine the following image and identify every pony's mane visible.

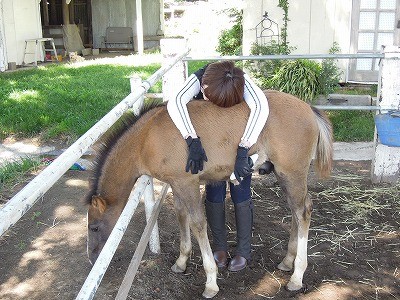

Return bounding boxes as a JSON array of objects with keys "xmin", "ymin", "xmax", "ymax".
[{"xmin": 84, "ymin": 100, "xmax": 166, "ymax": 205}]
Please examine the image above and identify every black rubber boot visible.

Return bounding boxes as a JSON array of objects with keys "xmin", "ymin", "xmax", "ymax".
[
  {"xmin": 205, "ymin": 199, "xmax": 228, "ymax": 267},
  {"xmin": 232, "ymin": 199, "xmax": 253, "ymax": 261},
  {"xmin": 228, "ymin": 199, "xmax": 253, "ymax": 271}
]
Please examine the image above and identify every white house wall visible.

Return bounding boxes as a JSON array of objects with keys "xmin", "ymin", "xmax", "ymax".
[
  {"xmin": 243, "ymin": 0, "xmax": 352, "ymax": 80},
  {"xmin": 2, "ymin": 0, "xmax": 42, "ymax": 68},
  {"xmin": 0, "ymin": 0, "xmax": 6, "ymax": 71}
]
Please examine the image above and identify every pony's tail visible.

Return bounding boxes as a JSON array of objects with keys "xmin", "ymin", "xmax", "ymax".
[{"xmin": 312, "ymin": 107, "xmax": 333, "ymax": 178}]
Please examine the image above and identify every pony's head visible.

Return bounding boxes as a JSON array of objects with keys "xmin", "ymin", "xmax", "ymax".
[
  {"xmin": 87, "ymin": 195, "xmax": 122, "ymax": 264},
  {"xmin": 85, "ymin": 100, "xmax": 165, "ymax": 264}
]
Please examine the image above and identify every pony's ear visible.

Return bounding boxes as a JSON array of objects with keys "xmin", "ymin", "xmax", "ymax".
[{"xmin": 91, "ymin": 195, "xmax": 107, "ymax": 214}]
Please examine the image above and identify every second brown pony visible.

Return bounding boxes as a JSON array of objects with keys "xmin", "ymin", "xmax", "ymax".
[{"xmin": 86, "ymin": 90, "xmax": 333, "ymax": 298}]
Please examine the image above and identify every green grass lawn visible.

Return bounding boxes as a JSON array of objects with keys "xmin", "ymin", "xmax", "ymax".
[
  {"xmin": 327, "ymin": 84, "xmax": 377, "ymax": 142},
  {"xmin": 0, "ymin": 63, "xmax": 161, "ymax": 141},
  {"xmin": 0, "ymin": 157, "xmax": 41, "ymax": 195},
  {"xmin": 327, "ymin": 110, "xmax": 375, "ymax": 142}
]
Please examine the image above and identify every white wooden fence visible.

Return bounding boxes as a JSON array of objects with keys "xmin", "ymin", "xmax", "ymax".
[
  {"xmin": 0, "ymin": 38, "xmax": 189, "ymax": 300},
  {"xmin": 0, "ymin": 39, "xmax": 398, "ymax": 300},
  {"xmin": 0, "ymin": 42, "xmax": 189, "ymax": 238}
]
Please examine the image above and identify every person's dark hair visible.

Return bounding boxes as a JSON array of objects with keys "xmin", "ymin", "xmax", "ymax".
[{"xmin": 202, "ymin": 61, "xmax": 245, "ymax": 108}]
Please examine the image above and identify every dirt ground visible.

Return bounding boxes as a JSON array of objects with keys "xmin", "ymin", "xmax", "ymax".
[{"xmin": 0, "ymin": 159, "xmax": 399, "ymax": 300}]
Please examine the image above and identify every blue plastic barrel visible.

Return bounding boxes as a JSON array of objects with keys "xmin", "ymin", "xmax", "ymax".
[{"xmin": 374, "ymin": 111, "xmax": 400, "ymax": 147}]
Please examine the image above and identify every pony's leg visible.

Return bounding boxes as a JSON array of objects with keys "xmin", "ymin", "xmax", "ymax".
[
  {"xmin": 189, "ymin": 201, "xmax": 219, "ymax": 298},
  {"xmin": 172, "ymin": 183, "xmax": 219, "ymax": 298},
  {"xmin": 277, "ymin": 173, "xmax": 312, "ymax": 291},
  {"xmin": 171, "ymin": 196, "xmax": 192, "ymax": 273},
  {"xmin": 277, "ymin": 217, "xmax": 298, "ymax": 272}
]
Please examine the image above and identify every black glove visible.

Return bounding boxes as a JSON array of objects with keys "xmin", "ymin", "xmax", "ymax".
[
  {"xmin": 185, "ymin": 137, "xmax": 208, "ymax": 174},
  {"xmin": 234, "ymin": 146, "xmax": 254, "ymax": 183}
]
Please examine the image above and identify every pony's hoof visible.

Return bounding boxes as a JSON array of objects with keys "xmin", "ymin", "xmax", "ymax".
[
  {"xmin": 286, "ymin": 281, "xmax": 307, "ymax": 292},
  {"xmin": 277, "ymin": 261, "xmax": 292, "ymax": 272},
  {"xmin": 171, "ymin": 263, "xmax": 185, "ymax": 273},
  {"xmin": 202, "ymin": 286, "xmax": 219, "ymax": 298}
]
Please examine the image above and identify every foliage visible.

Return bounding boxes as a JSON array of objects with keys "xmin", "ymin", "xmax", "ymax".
[
  {"xmin": 319, "ymin": 42, "xmax": 343, "ymax": 95},
  {"xmin": 187, "ymin": 60, "xmax": 212, "ymax": 74},
  {"xmin": 0, "ymin": 56, "xmax": 376, "ymax": 152},
  {"xmin": 270, "ymin": 59, "xmax": 321, "ymax": 102},
  {"xmin": 0, "ymin": 157, "xmax": 41, "ymax": 192},
  {"xmin": 277, "ymin": 0, "xmax": 290, "ymax": 52},
  {"xmin": 245, "ymin": 40, "xmax": 295, "ymax": 89},
  {"xmin": 249, "ymin": 41, "xmax": 343, "ymax": 102},
  {"xmin": 245, "ymin": 1, "xmax": 294, "ymax": 89},
  {"xmin": 216, "ymin": 8, "xmax": 243, "ymax": 56}
]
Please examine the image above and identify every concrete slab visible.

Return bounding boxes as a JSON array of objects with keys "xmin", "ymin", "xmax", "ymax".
[
  {"xmin": 316, "ymin": 94, "xmax": 376, "ymax": 107},
  {"xmin": 0, "ymin": 141, "xmax": 55, "ymax": 166},
  {"xmin": 333, "ymin": 142, "xmax": 374, "ymax": 161}
]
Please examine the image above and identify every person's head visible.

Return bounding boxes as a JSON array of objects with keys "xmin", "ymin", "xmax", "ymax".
[{"xmin": 201, "ymin": 61, "xmax": 245, "ymax": 108}]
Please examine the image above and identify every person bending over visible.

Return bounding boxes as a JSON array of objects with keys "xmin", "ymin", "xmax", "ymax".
[{"xmin": 167, "ymin": 61, "xmax": 269, "ymax": 271}]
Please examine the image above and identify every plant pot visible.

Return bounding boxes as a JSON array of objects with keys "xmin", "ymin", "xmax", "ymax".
[{"xmin": 374, "ymin": 111, "xmax": 400, "ymax": 147}]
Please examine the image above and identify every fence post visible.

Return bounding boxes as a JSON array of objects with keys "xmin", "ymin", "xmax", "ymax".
[
  {"xmin": 130, "ymin": 75, "xmax": 144, "ymax": 115},
  {"xmin": 76, "ymin": 176, "xmax": 150, "ymax": 300},
  {"xmin": 144, "ymin": 178, "xmax": 161, "ymax": 254},
  {"xmin": 160, "ymin": 38, "xmax": 188, "ymax": 102},
  {"xmin": 371, "ymin": 45, "xmax": 400, "ymax": 184}
]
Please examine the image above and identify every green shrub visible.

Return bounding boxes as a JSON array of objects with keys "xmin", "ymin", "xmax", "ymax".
[
  {"xmin": 270, "ymin": 59, "xmax": 321, "ymax": 102},
  {"xmin": 245, "ymin": 41, "xmax": 294, "ymax": 89},
  {"xmin": 319, "ymin": 42, "xmax": 342, "ymax": 95},
  {"xmin": 248, "ymin": 42, "xmax": 342, "ymax": 102},
  {"xmin": 216, "ymin": 9, "xmax": 242, "ymax": 56}
]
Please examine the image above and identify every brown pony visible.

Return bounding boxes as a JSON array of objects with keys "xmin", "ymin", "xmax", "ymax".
[{"xmin": 86, "ymin": 90, "xmax": 333, "ymax": 298}]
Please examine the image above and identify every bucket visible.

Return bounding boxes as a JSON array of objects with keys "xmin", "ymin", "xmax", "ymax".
[
  {"xmin": 51, "ymin": 55, "xmax": 63, "ymax": 62},
  {"xmin": 374, "ymin": 111, "xmax": 400, "ymax": 147}
]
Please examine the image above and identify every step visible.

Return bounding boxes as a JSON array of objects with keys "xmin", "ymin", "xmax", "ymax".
[{"xmin": 43, "ymin": 34, "xmax": 63, "ymax": 39}]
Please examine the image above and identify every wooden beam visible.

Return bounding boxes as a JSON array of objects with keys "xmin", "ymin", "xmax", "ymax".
[
  {"xmin": 69, "ymin": 0, "xmax": 74, "ymax": 24},
  {"xmin": 41, "ymin": 0, "xmax": 49, "ymax": 26},
  {"xmin": 135, "ymin": 0, "xmax": 143, "ymax": 54},
  {"xmin": 115, "ymin": 183, "xmax": 169, "ymax": 300},
  {"xmin": 62, "ymin": 0, "xmax": 70, "ymax": 25},
  {"xmin": 49, "ymin": 0, "xmax": 57, "ymax": 24}
]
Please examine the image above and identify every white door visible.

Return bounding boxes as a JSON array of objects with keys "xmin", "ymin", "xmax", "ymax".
[{"xmin": 349, "ymin": 0, "xmax": 400, "ymax": 82}]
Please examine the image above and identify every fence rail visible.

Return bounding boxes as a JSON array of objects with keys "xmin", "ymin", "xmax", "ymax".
[
  {"xmin": 314, "ymin": 105, "xmax": 379, "ymax": 110},
  {"xmin": 76, "ymin": 176, "xmax": 169, "ymax": 300},
  {"xmin": 184, "ymin": 53, "xmax": 383, "ymax": 112},
  {"xmin": 184, "ymin": 53, "xmax": 385, "ymax": 61},
  {"xmin": 76, "ymin": 175, "xmax": 150, "ymax": 300}
]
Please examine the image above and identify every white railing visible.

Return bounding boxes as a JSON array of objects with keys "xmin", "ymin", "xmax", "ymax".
[
  {"xmin": 0, "ymin": 47, "xmax": 189, "ymax": 237},
  {"xmin": 0, "ymin": 40, "xmax": 188, "ymax": 300},
  {"xmin": 76, "ymin": 176, "xmax": 169, "ymax": 300}
]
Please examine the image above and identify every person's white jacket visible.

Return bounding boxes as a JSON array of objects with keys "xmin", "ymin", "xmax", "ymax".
[{"xmin": 167, "ymin": 69, "xmax": 269, "ymax": 148}]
